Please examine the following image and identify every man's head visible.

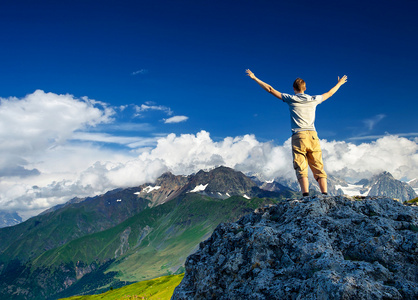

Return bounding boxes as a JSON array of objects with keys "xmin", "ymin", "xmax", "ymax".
[{"xmin": 293, "ymin": 78, "xmax": 306, "ymax": 94}]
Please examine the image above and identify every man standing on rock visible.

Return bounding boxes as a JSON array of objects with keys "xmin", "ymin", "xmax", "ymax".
[{"xmin": 246, "ymin": 69, "xmax": 347, "ymax": 197}]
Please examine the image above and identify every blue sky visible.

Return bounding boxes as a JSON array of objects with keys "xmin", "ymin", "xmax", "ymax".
[
  {"xmin": 0, "ymin": 0, "xmax": 417, "ymax": 218},
  {"xmin": 2, "ymin": 0, "xmax": 417, "ymax": 143}
]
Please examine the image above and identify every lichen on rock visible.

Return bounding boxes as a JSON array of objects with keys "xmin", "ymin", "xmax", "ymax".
[{"xmin": 172, "ymin": 196, "xmax": 418, "ymax": 300}]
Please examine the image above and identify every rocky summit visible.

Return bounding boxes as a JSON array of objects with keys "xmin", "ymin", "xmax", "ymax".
[{"xmin": 172, "ymin": 196, "xmax": 418, "ymax": 300}]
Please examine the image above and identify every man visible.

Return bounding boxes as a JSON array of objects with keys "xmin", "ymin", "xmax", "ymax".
[{"xmin": 246, "ymin": 69, "xmax": 347, "ymax": 196}]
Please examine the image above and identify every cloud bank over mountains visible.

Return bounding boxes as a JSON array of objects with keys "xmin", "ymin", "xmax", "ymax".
[{"xmin": 1, "ymin": 91, "xmax": 417, "ymax": 219}]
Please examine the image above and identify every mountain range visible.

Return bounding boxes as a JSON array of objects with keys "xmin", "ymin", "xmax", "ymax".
[
  {"xmin": 252, "ymin": 170, "xmax": 417, "ymax": 201},
  {"xmin": 0, "ymin": 167, "xmax": 295, "ymax": 299},
  {"xmin": 2, "ymin": 169, "xmax": 416, "ymax": 230},
  {"xmin": 0, "ymin": 166, "xmax": 416, "ymax": 299}
]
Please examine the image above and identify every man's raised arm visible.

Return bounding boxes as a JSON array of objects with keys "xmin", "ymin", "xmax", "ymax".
[
  {"xmin": 246, "ymin": 69, "xmax": 282, "ymax": 100},
  {"xmin": 322, "ymin": 75, "xmax": 348, "ymax": 101}
]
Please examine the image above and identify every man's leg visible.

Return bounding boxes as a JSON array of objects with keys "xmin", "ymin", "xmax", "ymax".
[
  {"xmin": 298, "ymin": 177, "xmax": 309, "ymax": 196},
  {"xmin": 317, "ymin": 177, "xmax": 327, "ymax": 194},
  {"xmin": 292, "ymin": 132, "xmax": 309, "ymax": 196},
  {"xmin": 307, "ymin": 131, "xmax": 328, "ymax": 195}
]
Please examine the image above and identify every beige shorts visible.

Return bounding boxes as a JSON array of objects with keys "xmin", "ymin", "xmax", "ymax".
[{"xmin": 291, "ymin": 131, "xmax": 327, "ymax": 180}]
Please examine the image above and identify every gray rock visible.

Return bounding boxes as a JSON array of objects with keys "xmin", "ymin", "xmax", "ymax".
[
  {"xmin": 365, "ymin": 172, "xmax": 417, "ymax": 202},
  {"xmin": 172, "ymin": 196, "xmax": 418, "ymax": 300}
]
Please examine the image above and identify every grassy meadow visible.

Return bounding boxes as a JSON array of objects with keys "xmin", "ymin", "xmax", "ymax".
[{"xmin": 60, "ymin": 274, "xmax": 184, "ymax": 300}]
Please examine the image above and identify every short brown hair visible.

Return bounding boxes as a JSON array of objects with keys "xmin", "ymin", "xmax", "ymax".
[{"xmin": 293, "ymin": 78, "xmax": 306, "ymax": 93}]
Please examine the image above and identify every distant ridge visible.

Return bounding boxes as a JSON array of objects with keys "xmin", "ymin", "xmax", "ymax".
[{"xmin": 0, "ymin": 211, "xmax": 22, "ymax": 228}]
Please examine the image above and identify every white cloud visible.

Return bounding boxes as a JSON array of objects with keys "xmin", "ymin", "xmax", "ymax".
[
  {"xmin": 0, "ymin": 90, "xmax": 114, "ymax": 155},
  {"xmin": 71, "ymin": 132, "xmax": 158, "ymax": 148},
  {"xmin": 100, "ymin": 122, "xmax": 154, "ymax": 132},
  {"xmin": 0, "ymin": 90, "xmax": 115, "ymax": 178},
  {"xmin": 141, "ymin": 131, "xmax": 262, "ymax": 175},
  {"xmin": 134, "ymin": 103, "xmax": 173, "ymax": 117},
  {"xmin": 321, "ymin": 135, "xmax": 418, "ymax": 181},
  {"xmin": 164, "ymin": 115, "xmax": 189, "ymax": 124},
  {"xmin": 0, "ymin": 90, "xmax": 125, "ymax": 217},
  {"xmin": 119, "ymin": 105, "xmax": 128, "ymax": 111}
]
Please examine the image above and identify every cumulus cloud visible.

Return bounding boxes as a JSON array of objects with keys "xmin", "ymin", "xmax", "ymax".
[
  {"xmin": 0, "ymin": 90, "xmax": 115, "ymax": 178},
  {"xmin": 84, "ymin": 133, "xmax": 417, "ymax": 185},
  {"xmin": 0, "ymin": 90, "xmax": 114, "ymax": 154},
  {"xmin": 322, "ymin": 135, "xmax": 418, "ymax": 180},
  {"xmin": 133, "ymin": 132, "xmax": 418, "ymax": 182},
  {"xmin": 141, "ymin": 131, "xmax": 264, "ymax": 175},
  {"xmin": 0, "ymin": 90, "xmax": 120, "ymax": 217},
  {"xmin": 164, "ymin": 115, "xmax": 189, "ymax": 124}
]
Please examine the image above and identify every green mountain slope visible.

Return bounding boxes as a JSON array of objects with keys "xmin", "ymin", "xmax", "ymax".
[
  {"xmin": 109, "ymin": 194, "xmax": 276, "ymax": 282},
  {"xmin": 0, "ymin": 187, "xmax": 149, "ymax": 263},
  {"xmin": 48, "ymin": 194, "xmax": 280, "ymax": 289}
]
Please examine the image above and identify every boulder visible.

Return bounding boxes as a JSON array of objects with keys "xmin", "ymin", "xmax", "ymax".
[{"xmin": 172, "ymin": 196, "xmax": 418, "ymax": 300}]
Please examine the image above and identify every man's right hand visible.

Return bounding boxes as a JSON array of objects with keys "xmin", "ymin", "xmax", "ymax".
[{"xmin": 322, "ymin": 75, "xmax": 348, "ymax": 101}]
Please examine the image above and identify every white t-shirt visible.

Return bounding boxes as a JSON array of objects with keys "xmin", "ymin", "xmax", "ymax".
[{"xmin": 281, "ymin": 93, "xmax": 324, "ymax": 134}]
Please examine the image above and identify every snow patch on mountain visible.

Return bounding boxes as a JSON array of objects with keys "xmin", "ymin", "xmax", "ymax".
[
  {"xmin": 189, "ymin": 184, "xmax": 208, "ymax": 193},
  {"xmin": 143, "ymin": 186, "xmax": 162, "ymax": 193}
]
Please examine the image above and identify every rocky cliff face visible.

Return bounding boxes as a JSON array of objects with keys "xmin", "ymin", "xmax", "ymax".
[
  {"xmin": 136, "ymin": 172, "xmax": 190, "ymax": 206},
  {"xmin": 187, "ymin": 166, "xmax": 258, "ymax": 199},
  {"xmin": 172, "ymin": 196, "xmax": 418, "ymax": 300},
  {"xmin": 365, "ymin": 172, "xmax": 417, "ymax": 201}
]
